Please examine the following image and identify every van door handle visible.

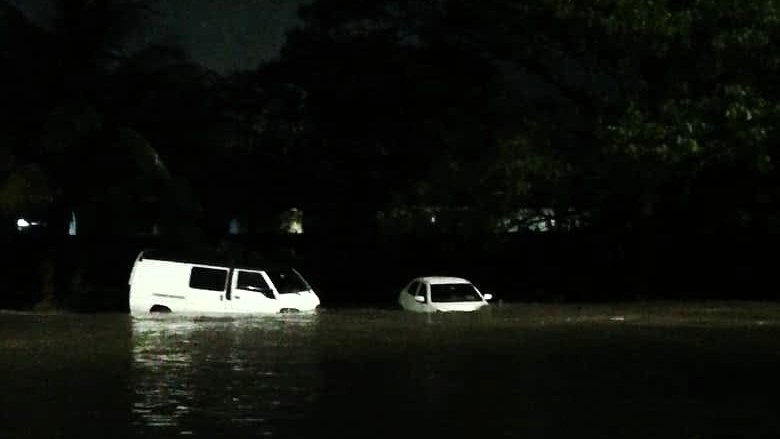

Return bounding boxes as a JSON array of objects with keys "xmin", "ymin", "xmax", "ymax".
[
  {"xmin": 234, "ymin": 295, "xmax": 240, "ymax": 299},
  {"xmin": 220, "ymin": 295, "xmax": 223, "ymax": 301}
]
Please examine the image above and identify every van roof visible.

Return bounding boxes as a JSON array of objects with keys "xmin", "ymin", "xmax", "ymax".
[{"xmin": 139, "ymin": 249, "xmax": 293, "ymax": 271}]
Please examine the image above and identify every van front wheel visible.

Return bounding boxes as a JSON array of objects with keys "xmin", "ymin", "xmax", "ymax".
[
  {"xmin": 150, "ymin": 304, "xmax": 172, "ymax": 313},
  {"xmin": 279, "ymin": 308, "xmax": 300, "ymax": 314}
]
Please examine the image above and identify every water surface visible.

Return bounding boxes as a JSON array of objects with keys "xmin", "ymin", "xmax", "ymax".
[{"xmin": 1, "ymin": 303, "xmax": 779, "ymax": 438}]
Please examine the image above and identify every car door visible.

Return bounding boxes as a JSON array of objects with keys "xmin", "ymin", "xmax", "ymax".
[
  {"xmin": 227, "ymin": 269, "xmax": 280, "ymax": 313},
  {"xmin": 414, "ymin": 282, "xmax": 430, "ymax": 312},
  {"xmin": 401, "ymin": 280, "xmax": 428, "ymax": 312},
  {"xmin": 399, "ymin": 280, "xmax": 417, "ymax": 310}
]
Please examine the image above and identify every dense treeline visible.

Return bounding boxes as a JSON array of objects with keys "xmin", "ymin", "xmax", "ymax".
[{"xmin": 1, "ymin": 0, "xmax": 778, "ymax": 310}]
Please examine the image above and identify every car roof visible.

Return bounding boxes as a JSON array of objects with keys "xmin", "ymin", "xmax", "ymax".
[{"xmin": 418, "ymin": 276, "xmax": 472, "ymax": 285}]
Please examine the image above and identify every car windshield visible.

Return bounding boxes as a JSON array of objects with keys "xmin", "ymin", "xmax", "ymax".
[
  {"xmin": 266, "ymin": 268, "xmax": 311, "ymax": 295},
  {"xmin": 429, "ymin": 283, "xmax": 482, "ymax": 302}
]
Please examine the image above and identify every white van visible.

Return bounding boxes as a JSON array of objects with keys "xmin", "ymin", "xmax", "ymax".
[{"xmin": 128, "ymin": 251, "xmax": 320, "ymax": 315}]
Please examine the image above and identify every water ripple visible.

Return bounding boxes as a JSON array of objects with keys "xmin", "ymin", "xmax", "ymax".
[{"xmin": 130, "ymin": 314, "xmax": 320, "ymax": 436}]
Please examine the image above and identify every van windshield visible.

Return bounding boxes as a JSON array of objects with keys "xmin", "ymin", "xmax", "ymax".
[
  {"xmin": 430, "ymin": 283, "xmax": 482, "ymax": 302},
  {"xmin": 267, "ymin": 268, "xmax": 310, "ymax": 295}
]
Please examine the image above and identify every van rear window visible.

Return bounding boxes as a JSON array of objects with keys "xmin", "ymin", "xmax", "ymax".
[{"xmin": 189, "ymin": 267, "xmax": 227, "ymax": 291}]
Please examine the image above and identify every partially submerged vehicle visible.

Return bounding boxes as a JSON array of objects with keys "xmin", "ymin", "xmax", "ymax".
[
  {"xmin": 128, "ymin": 251, "xmax": 320, "ymax": 315},
  {"xmin": 398, "ymin": 276, "xmax": 492, "ymax": 312}
]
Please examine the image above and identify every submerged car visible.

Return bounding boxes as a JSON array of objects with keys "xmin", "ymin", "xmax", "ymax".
[{"xmin": 398, "ymin": 276, "xmax": 492, "ymax": 312}]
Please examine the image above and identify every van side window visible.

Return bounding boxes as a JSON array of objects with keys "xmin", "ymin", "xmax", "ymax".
[
  {"xmin": 237, "ymin": 271, "xmax": 274, "ymax": 298},
  {"xmin": 189, "ymin": 267, "xmax": 227, "ymax": 291}
]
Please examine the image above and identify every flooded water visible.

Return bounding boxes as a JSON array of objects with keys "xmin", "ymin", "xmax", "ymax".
[{"xmin": 1, "ymin": 304, "xmax": 780, "ymax": 438}]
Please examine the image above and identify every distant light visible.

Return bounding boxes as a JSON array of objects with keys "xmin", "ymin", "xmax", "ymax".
[
  {"xmin": 68, "ymin": 211, "xmax": 77, "ymax": 236},
  {"xmin": 16, "ymin": 218, "xmax": 39, "ymax": 232},
  {"xmin": 430, "ymin": 215, "xmax": 436, "ymax": 224},
  {"xmin": 229, "ymin": 218, "xmax": 240, "ymax": 235},
  {"xmin": 282, "ymin": 208, "xmax": 303, "ymax": 234}
]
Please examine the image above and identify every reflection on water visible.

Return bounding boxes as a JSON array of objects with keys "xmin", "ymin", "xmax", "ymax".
[
  {"xmin": 131, "ymin": 314, "xmax": 320, "ymax": 437},
  {"xmin": 2, "ymin": 305, "xmax": 780, "ymax": 438}
]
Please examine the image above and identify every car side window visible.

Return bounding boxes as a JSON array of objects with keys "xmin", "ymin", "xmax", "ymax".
[{"xmin": 236, "ymin": 270, "xmax": 274, "ymax": 299}]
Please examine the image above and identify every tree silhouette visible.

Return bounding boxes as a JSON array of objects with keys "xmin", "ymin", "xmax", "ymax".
[
  {"xmin": 0, "ymin": 0, "xmax": 213, "ymax": 308},
  {"xmin": 273, "ymin": 0, "xmax": 780, "ymax": 234},
  {"xmin": 0, "ymin": 0, "xmax": 206, "ymax": 238}
]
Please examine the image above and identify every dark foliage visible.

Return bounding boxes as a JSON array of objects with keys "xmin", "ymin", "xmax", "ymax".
[{"xmin": 1, "ymin": 0, "xmax": 778, "ymax": 310}]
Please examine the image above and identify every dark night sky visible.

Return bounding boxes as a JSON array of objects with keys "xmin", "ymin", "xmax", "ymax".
[
  {"xmin": 146, "ymin": 0, "xmax": 309, "ymax": 72},
  {"xmin": 9, "ymin": 0, "xmax": 310, "ymax": 73}
]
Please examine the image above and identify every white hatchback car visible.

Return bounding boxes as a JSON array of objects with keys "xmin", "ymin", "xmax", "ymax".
[{"xmin": 398, "ymin": 276, "xmax": 493, "ymax": 312}]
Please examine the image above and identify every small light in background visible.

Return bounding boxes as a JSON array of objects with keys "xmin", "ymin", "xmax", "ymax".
[
  {"xmin": 16, "ymin": 218, "xmax": 30, "ymax": 229},
  {"xmin": 16, "ymin": 218, "xmax": 40, "ymax": 232},
  {"xmin": 229, "ymin": 217, "xmax": 240, "ymax": 235},
  {"xmin": 68, "ymin": 211, "xmax": 77, "ymax": 236},
  {"xmin": 281, "ymin": 208, "xmax": 303, "ymax": 234}
]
